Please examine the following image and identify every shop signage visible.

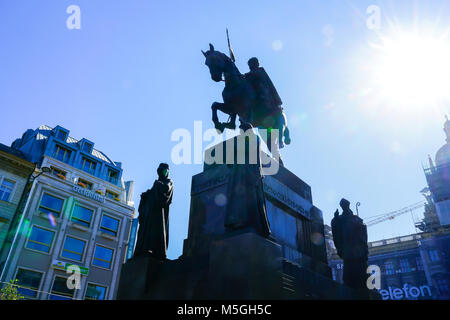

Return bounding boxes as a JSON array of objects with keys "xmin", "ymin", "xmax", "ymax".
[{"xmin": 73, "ymin": 185, "xmax": 105, "ymax": 203}]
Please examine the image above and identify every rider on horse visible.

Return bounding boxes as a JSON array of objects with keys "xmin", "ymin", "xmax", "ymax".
[
  {"xmin": 203, "ymin": 43, "xmax": 291, "ymax": 165},
  {"xmin": 244, "ymin": 57, "xmax": 283, "ymax": 122},
  {"xmin": 245, "ymin": 57, "xmax": 291, "ymax": 156}
]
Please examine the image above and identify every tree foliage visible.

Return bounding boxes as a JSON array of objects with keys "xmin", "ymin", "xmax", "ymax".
[{"xmin": 0, "ymin": 279, "xmax": 24, "ymax": 300}]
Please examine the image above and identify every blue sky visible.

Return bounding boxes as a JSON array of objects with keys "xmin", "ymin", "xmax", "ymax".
[{"xmin": 1, "ymin": 0, "xmax": 450, "ymax": 259}]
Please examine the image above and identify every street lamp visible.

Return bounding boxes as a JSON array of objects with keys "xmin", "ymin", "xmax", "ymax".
[
  {"xmin": 41, "ymin": 166, "xmax": 51, "ymax": 173},
  {"xmin": 32, "ymin": 166, "xmax": 51, "ymax": 180}
]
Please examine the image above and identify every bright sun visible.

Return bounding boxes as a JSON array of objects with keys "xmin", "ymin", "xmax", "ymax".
[{"xmin": 369, "ymin": 31, "xmax": 450, "ymax": 106}]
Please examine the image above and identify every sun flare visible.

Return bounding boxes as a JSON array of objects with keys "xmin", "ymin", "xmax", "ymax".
[{"xmin": 369, "ymin": 32, "xmax": 450, "ymax": 106}]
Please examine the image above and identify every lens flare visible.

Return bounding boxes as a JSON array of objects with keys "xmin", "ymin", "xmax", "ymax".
[
  {"xmin": 214, "ymin": 193, "xmax": 227, "ymax": 207},
  {"xmin": 23, "ymin": 219, "xmax": 31, "ymax": 237},
  {"xmin": 47, "ymin": 213, "xmax": 57, "ymax": 227}
]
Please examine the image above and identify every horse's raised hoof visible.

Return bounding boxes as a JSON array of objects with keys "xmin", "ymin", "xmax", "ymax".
[
  {"xmin": 285, "ymin": 137, "xmax": 291, "ymax": 145},
  {"xmin": 239, "ymin": 122, "xmax": 253, "ymax": 132},
  {"xmin": 214, "ymin": 122, "xmax": 225, "ymax": 134}
]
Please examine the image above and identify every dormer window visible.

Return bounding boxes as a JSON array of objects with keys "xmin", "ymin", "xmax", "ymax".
[
  {"xmin": 56, "ymin": 131, "xmax": 67, "ymax": 141},
  {"xmin": 54, "ymin": 126, "xmax": 69, "ymax": 142},
  {"xmin": 80, "ymin": 139, "xmax": 94, "ymax": 154},
  {"xmin": 82, "ymin": 142, "xmax": 92, "ymax": 153}
]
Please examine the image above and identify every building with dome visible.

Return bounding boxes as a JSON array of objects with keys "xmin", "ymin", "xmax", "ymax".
[
  {"xmin": 435, "ymin": 116, "xmax": 450, "ymax": 167},
  {"xmin": 423, "ymin": 116, "xmax": 450, "ymax": 227}
]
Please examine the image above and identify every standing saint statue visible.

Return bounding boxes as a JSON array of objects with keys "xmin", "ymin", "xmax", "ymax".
[
  {"xmin": 224, "ymin": 136, "xmax": 271, "ymax": 238},
  {"xmin": 134, "ymin": 163, "xmax": 174, "ymax": 260},
  {"xmin": 331, "ymin": 198, "xmax": 369, "ymax": 289}
]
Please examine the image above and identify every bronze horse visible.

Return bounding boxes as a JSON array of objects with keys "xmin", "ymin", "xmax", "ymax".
[{"xmin": 202, "ymin": 44, "xmax": 291, "ymax": 159}]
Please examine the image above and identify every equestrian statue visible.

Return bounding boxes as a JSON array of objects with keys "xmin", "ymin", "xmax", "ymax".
[{"xmin": 202, "ymin": 31, "xmax": 291, "ymax": 164}]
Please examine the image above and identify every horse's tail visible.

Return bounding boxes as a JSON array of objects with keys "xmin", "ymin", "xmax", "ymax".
[
  {"xmin": 284, "ymin": 126, "xmax": 291, "ymax": 145},
  {"xmin": 280, "ymin": 110, "xmax": 291, "ymax": 145}
]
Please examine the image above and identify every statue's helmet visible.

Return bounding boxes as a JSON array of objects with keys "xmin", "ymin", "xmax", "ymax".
[
  {"xmin": 248, "ymin": 57, "xmax": 259, "ymax": 70},
  {"xmin": 339, "ymin": 198, "xmax": 350, "ymax": 210}
]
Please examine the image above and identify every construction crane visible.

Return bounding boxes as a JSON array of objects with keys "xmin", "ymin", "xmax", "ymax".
[{"xmin": 364, "ymin": 201, "xmax": 426, "ymax": 227}]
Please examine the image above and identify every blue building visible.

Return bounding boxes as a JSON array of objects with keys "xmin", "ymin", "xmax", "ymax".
[
  {"xmin": 10, "ymin": 125, "xmax": 124, "ymax": 188},
  {"xmin": 0, "ymin": 125, "xmax": 135, "ymax": 300},
  {"xmin": 326, "ymin": 117, "xmax": 450, "ymax": 300},
  {"xmin": 327, "ymin": 230, "xmax": 450, "ymax": 300}
]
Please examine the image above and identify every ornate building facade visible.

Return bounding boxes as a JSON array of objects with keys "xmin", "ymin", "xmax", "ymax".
[{"xmin": 0, "ymin": 125, "xmax": 135, "ymax": 300}]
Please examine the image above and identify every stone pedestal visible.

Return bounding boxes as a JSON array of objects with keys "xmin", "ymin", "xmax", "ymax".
[
  {"xmin": 183, "ymin": 134, "xmax": 330, "ymax": 278},
  {"xmin": 117, "ymin": 134, "xmax": 380, "ymax": 300},
  {"xmin": 116, "ymin": 255, "xmax": 161, "ymax": 300},
  {"xmin": 208, "ymin": 232, "xmax": 283, "ymax": 299}
]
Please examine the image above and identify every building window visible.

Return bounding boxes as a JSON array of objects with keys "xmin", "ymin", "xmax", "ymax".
[
  {"xmin": 53, "ymin": 145, "xmax": 71, "ymax": 163},
  {"xmin": 15, "ymin": 268, "xmax": 43, "ymax": 298},
  {"xmin": 81, "ymin": 157, "xmax": 96, "ymax": 175},
  {"xmin": 61, "ymin": 236, "xmax": 86, "ymax": 262},
  {"xmin": 39, "ymin": 193, "xmax": 64, "ymax": 218},
  {"xmin": 429, "ymin": 249, "xmax": 440, "ymax": 262},
  {"xmin": 77, "ymin": 178, "xmax": 93, "ymax": 190},
  {"xmin": 56, "ymin": 130, "xmax": 67, "ymax": 141},
  {"xmin": 71, "ymin": 204, "xmax": 93, "ymax": 228},
  {"xmin": 100, "ymin": 214, "xmax": 120, "ymax": 237},
  {"xmin": 92, "ymin": 245, "xmax": 114, "ymax": 269},
  {"xmin": 82, "ymin": 142, "xmax": 92, "ymax": 153},
  {"xmin": 385, "ymin": 261, "xmax": 395, "ymax": 275},
  {"xmin": 107, "ymin": 169, "xmax": 119, "ymax": 184},
  {"xmin": 106, "ymin": 190, "xmax": 119, "ymax": 200},
  {"xmin": 26, "ymin": 226, "xmax": 55, "ymax": 253},
  {"xmin": 49, "ymin": 276, "xmax": 74, "ymax": 300},
  {"xmin": 50, "ymin": 167, "xmax": 66, "ymax": 179},
  {"xmin": 85, "ymin": 283, "xmax": 107, "ymax": 300},
  {"xmin": 0, "ymin": 179, "xmax": 15, "ymax": 202},
  {"xmin": 438, "ymin": 279, "xmax": 449, "ymax": 293},
  {"xmin": 416, "ymin": 257, "xmax": 424, "ymax": 271},
  {"xmin": 399, "ymin": 259, "xmax": 411, "ymax": 273}
]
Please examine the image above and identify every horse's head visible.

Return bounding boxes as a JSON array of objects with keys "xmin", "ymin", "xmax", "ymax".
[{"xmin": 202, "ymin": 43, "xmax": 227, "ymax": 82}]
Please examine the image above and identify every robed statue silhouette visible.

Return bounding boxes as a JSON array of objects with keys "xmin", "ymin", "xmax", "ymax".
[
  {"xmin": 331, "ymin": 198, "xmax": 369, "ymax": 289},
  {"xmin": 134, "ymin": 163, "xmax": 174, "ymax": 260}
]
